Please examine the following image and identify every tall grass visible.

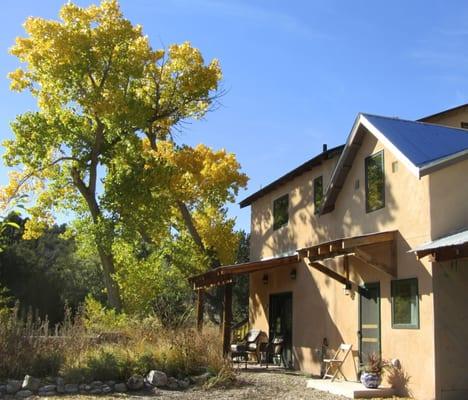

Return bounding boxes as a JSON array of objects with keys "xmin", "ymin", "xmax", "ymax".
[{"xmin": 0, "ymin": 302, "xmax": 229, "ymax": 383}]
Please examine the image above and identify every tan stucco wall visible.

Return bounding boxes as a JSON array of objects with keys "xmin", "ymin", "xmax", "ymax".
[
  {"xmin": 247, "ymin": 128, "xmax": 465, "ymax": 399},
  {"xmin": 433, "ymin": 259, "xmax": 468, "ymax": 400},
  {"xmin": 422, "ymin": 105, "xmax": 468, "ymax": 128}
]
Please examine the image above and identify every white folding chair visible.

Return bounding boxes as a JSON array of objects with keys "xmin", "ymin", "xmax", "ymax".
[{"xmin": 323, "ymin": 344, "xmax": 353, "ymax": 381}]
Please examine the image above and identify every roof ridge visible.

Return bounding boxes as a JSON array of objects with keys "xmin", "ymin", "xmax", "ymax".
[{"xmin": 361, "ymin": 112, "xmax": 468, "ymax": 133}]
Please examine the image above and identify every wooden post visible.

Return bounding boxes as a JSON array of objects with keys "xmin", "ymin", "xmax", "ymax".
[
  {"xmin": 196, "ymin": 288, "xmax": 205, "ymax": 333},
  {"xmin": 222, "ymin": 283, "xmax": 233, "ymax": 356}
]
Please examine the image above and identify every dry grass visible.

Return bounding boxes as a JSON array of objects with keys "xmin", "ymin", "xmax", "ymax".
[{"xmin": 0, "ymin": 303, "xmax": 230, "ymax": 384}]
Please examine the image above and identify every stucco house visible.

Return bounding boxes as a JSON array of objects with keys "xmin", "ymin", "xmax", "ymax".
[{"xmin": 190, "ymin": 104, "xmax": 468, "ymax": 400}]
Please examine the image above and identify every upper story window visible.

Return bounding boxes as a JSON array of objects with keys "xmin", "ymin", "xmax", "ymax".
[
  {"xmin": 273, "ymin": 194, "xmax": 289, "ymax": 230},
  {"xmin": 365, "ymin": 150, "xmax": 385, "ymax": 213},
  {"xmin": 313, "ymin": 176, "xmax": 323, "ymax": 214}
]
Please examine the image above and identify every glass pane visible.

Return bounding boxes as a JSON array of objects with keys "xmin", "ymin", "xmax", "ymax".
[
  {"xmin": 366, "ymin": 152, "xmax": 385, "ymax": 211},
  {"xmin": 314, "ymin": 176, "xmax": 323, "ymax": 212},
  {"xmin": 392, "ymin": 279, "xmax": 418, "ymax": 327},
  {"xmin": 273, "ymin": 194, "xmax": 289, "ymax": 230}
]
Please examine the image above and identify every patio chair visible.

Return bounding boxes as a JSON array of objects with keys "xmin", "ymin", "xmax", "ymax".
[
  {"xmin": 259, "ymin": 336, "xmax": 287, "ymax": 368},
  {"xmin": 322, "ymin": 343, "xmax": 353, "ymax": 381},
  {"xmin": 230, "ymin": 329, "xmax": 267, "ymax": 367}
]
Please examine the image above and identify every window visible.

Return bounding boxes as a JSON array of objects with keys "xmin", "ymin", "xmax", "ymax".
[
  {"xmin": 273, "ymin": 194, "xmax": 289, "ymax": 230},
  {"xmin": 365, "ymin": 151, "xmax": 385, "ymax": 212},
  {"xmin": 461, "ymin": 122, "xmax": 468, "ymax": 129},
  {"xmin": 391, "ymin": 278, "xmax": 419, "ymax": 329},
  {"xmin": 313, "ymin": 176, "xmax": 323, "ymax": 214}
]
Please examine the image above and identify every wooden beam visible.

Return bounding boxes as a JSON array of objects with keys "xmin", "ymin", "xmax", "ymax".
[
  {"xmin": 353, "ymin": 248, "xmax": 396, "ymax": 277},
  {"xmin": 342, "ymin": 231, "xmax": 395, "ymax": 250},
  {"xmin": 222, "ymin": 283, "xmax": 233, "ymax": 356},
  {"xmin": 429, "ymin": 244, "xmax": 468, "ymax": 262},
  {"xmin": 196, "ymin": 289, "xmax": 205, "ymax": 332},
  {"xmin": 309, "ymin": 261, "xmax": 348, "ymax": 285}
]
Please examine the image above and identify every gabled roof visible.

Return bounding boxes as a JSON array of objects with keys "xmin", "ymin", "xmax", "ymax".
[
  {"xmin": 239, "ymin": 144, "xmax": 344, "ymax": 208},
  {"xmin": 320, "ymin": 113, "xmax": 468, "ymax": 214},
  {"xmin": 418, "ymin": 103, "xmax": 468, "ymax": 122}
]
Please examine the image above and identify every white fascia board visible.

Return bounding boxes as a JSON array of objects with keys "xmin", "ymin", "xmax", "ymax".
[
  {"xmin": 419, "ymin": 148, "xmax": 468, "ymax": 177},
  {"xmin": 360, "ymin": 115, "xmax": 421, "ymax": 178}
]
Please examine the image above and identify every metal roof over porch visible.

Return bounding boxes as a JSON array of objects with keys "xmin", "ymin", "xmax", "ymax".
[{"xmin": 411, "ymin": 228, "xmax": 468, "ymax": 262}]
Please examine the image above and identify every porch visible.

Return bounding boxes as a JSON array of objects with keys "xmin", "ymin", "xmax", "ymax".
[{"xmin": 306, "ymin": 378, "xmax": 395, "ymax": 399}]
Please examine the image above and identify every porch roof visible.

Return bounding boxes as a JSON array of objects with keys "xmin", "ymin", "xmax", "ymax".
[
  {"xmin": 189, "ymin": 254, "xmax": 299, "ymax": 290},
  {"xmin": 189, "ymin": 230, "xmax": 398, "ymax": 290},
  {"xmin": 411, "ymin": 229, "xmax": 468, "ymax": 262}
]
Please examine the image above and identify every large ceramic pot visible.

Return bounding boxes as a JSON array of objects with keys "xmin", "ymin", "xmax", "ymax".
[{"xmin": 360, "ymin": 372, "xmax": 382, "ymax": 388}]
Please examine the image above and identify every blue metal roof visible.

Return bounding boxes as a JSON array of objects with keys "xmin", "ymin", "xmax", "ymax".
[{"xmin": 362, "ymin": 114, "xmax": 468, "ymax": 167}]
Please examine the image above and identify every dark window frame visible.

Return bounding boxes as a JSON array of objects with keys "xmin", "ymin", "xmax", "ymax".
[
  {"xmin": 313, "ymin": 176, "xmax": 323, "ymax": 214},
  {"xmin": 273, "ymin": 194, "xmax": 289, "ymax": 231},
  {"xmin": 365, "ymin": 150, "xmax": 385, "ymax": 213},
  {"xmin": 391, "ymin": 278, "xmax": 420, "ymax": 329}
]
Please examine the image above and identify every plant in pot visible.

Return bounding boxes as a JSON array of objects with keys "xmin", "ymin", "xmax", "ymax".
[{"xmin": 360, "ymin": 353, "xmax": 389, "ymax": 389}]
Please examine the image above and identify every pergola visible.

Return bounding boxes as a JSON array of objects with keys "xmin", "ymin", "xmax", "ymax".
[{"xmin": 188, "ymin": 230, "xmax": 398, "ymax": 355}]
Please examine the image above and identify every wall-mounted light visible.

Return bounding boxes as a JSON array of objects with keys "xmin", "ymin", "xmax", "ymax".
[
  {"xmin": 343, "ymin": 281, "xmax": 352, "ymax": 295},
  {"xmin": 262, "ymin": 274, "xmax": 269, "ymax": 285},
  {"xmin": 290, "ymin": 268, "xmax": 297, "ymax": 280}
]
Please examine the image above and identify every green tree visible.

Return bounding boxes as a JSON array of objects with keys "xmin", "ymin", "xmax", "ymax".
[{"xmin": 6, "ymin": 0, "xmax": 247, "ymax": 310}]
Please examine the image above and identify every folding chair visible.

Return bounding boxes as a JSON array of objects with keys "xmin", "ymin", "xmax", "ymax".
[{"xmin": 323, "ymin": 344, "xmax": 352, "ymax": 381}]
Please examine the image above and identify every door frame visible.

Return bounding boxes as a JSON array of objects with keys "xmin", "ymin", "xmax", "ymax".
[
  {"xmin": 268, "ymin": 291, "xmax": 293, "ymax": 367},
  {"xmin": 358, "ymin": 282, "xmax": 381, "ymax": 364}
]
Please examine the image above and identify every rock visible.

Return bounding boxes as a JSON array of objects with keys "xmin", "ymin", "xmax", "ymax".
[
  {"xmin": 146, "ymin": 370, "xmax": 168, "ymax": 387},
  {"xmin": 22, "ymin": 375, "xmax": 41, "ymax": 392},
  {"xmin": 16, "ymin": 390, "xmax": 33, "ymax": 398},
  {"xmin": 64, "ymin": 383, "xmax": 79, "ymax": 394},
  {"xmin": 39, "ymin": 391, "xmax": 56, "ymax": 397},
  {"xmin": 55, "ymin": 378, "xmax": 65, "ymax": 394},
  {"xmin": 7, "ymin": 380, "xmax": 22, "ymax": 394},
  {"xmin": 102, "ymin": 385, "xmax": 112, "ymax": 394},
  {"xmin": 0, "ymin": 385, "xmax": 7, "ymax": 395},
  {"xmin": 105, "ymin": 380, "xmax": 115, "ymax": 388},
  {"xmin": 39, "ymin": 385, "xmax": 56, "ymax": 393},
  {"xmin": 190, "ymin": 372, "xmax": 212, "ymax": 385},
  {"xmin": 178, "ymin": 378, "xmax": 190, "ymax": 390},
  {"xmin": 114, "ymin": 383, "xmax": 127, "ymax": 392},
  {"xmin": 127, "ymin": 375, "xmax": 144, "ymax": 391},
  {"xmin": 79, "ymin": 384, "xmax": 91, "ymax": 392},
  {"xmin": 89, "ymin": 388, "xmax": 102, "ymax": 395},
  {"xmin": 166, "ymin": 377, "xmax": 179, "ymax": 390},
  {"xmin": 90, "ymin": 381, "xmax": 103, "ymax": 388}
]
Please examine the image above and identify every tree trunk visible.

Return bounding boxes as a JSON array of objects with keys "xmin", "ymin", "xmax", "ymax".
[{"xmin": 97, "ymin": 245, "xmax": 122, "ymax": 311}]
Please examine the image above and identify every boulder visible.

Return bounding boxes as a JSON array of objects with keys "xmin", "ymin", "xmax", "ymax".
[
  {"xmin": 64, "ymin": 383, "xmax": 79, "ymax": 394},
  {"xmin": 178, "ymin": 378, "xmax": 190, "ymax": 390},
  {"xmin": 146, "ymin": 370, "xmax": 168, "ymax": 387},
  {"xmin": 127, "ymin": 375, "xmax": 144, "ymax": 391},
  {"xmin": 102, "ymin": 385, "xmax": 112, "ymax": 394},
  {"xmin": 15, "ymin": 390, "xmax": 33, "ymax": 398},
  {"xmin": 114, "ymin": 383, "xmax": 127, "ymax": 393},
  {"xmin": 38, "ymin": 385, "xmax": 56, "ymax": 393},
  {"xmin": 22, "ymin": 376, "xmax": 41, "ymax": 392},
  {"xmin": 166, "ymin": 377, "xmax": 179, "ymax": 390},
  {"xmin": 90, "ymin": 381, "xmax": 103, "ymax": 388},
  {"xmin": 89, "ymin": 388, "xmax": 102, "ymax": 395},
  {"xmin": 190, "ymin": 372, "xmax": 212, "ymax": 385},
  {"xmin": 0, "ymin": 384, "xmax": 7, "ymax": 395},
  {"xmin": 79, "ymin": 384, "xmax": 91, "ymax": 392},
  {"xmin": 7, "ymin": 380, "xmax": 22, "ymax": 394},
  {"xmin": 55, "ymin": 378, "xmax": 65, "ymax": 394}
]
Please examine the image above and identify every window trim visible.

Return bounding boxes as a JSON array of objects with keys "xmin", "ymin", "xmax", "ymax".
[
  {"xmin": 313, "ymin": 175, "xmax": 323, "ymax": 214},
  {"xmin": 272, "ymin": 193, "xmax": 289, "ymax": 231},
  {"xmin": 365, "ymin": 150, "xmax": 385, "ymax": 213},
  {"xmin": 391, "ymin": 278, "xmax": 420, "ymax": 329}
]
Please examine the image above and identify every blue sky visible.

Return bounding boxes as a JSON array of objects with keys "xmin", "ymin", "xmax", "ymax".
[{"xmin": 2, "ymin": 0, "xmax": 468, "ymax": 232}]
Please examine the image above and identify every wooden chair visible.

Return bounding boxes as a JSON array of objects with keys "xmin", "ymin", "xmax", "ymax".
[
  {"xmin": 323, "ymin": 344, "xmax": 352, "ymax": 381},
  {"xmin": 230, "ymin": 329, "xmax": 267, "ymax": 367}
]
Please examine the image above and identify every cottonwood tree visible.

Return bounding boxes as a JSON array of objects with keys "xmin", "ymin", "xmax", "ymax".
[{"xmin": 6, "ymin": 0, "xmax": 247, "ymax": 310}]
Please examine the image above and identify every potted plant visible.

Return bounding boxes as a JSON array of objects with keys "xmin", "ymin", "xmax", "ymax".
[{"xmin": 360, "ymin": 353, "xmax": 388, "ymax": 388}]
